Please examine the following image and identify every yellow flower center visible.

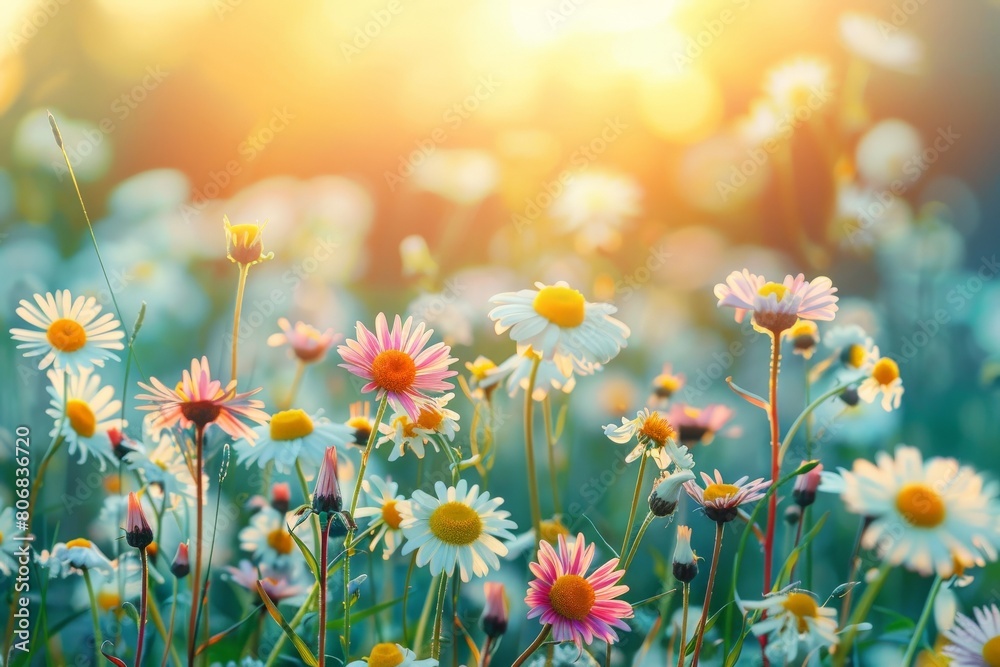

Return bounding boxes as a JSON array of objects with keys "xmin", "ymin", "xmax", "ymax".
[
  {"xmin": 703, "ymin": 483, "xmax": 740, "ymax": 503},
  {"xmin": 226, "ymin": 222, "xmax": 264, "ymax": 264},
  {"xmin": 269, "ymin": 409, "xmax": 315, "ymax": 441},
  {"xmin": 846, "ymin": 344, "xmax": 867, "ymax": 369},
  {"xmin": 0, "ymin": 532, "xmax": 4, "ymax": 546},
  {"xmin": 46, "ymin": 318, "xmax": 87, "ymax": 352},
  {"xmin": 654, "ymin": 374, "xmax": 682, "ymax": 394},
  {"xmin": 872, "ymin": 358, "xmax": 900, "ymax": 386},
  {"xmin": 66, "ymin": 399, "xmax": 97, "ymax": 438},
  {"xmin": 639, "ymin": 412, "xmax": 675, "ymax": 445},
  {"xmin": 366, "ymin": 643, "xmax": 405, "ymax": 667},
  {"xmin": 347, "ymin": 416, "xmax": 371, "ymax": 432},
  {"xmin": 983, "ymin": 636, "xmax": 1000, "ymax": 667},
  {"xmin": 415, "ymin": 407, "xmax": 444, "ymax": 432},
  {"xmin": 788, "ymin": 320, "xmax": 817, "ymax": 339},
  {"xmin": 896, "ymin": 483, "xmax": 946, "ymax": 528},
  {"xmin": 532, "ymin": 285, "xmax": 586, "ymax": 328},
  {"xmin": 96, "ymin": 590, "xmax": 121, "ymax": 612},
  {"xmin": 539, "ymin": 518, "xmax": 570, "ymax": 545},
  {"xmin": 467, "ymin": 358, "xmax": 496, "ymax": 381},
  {"xmin": 548, "ymin": 574, "xmax": 596, "ymax": 621},
  {"xmin": 266, "ymin": 528, "xmax": 294, "ymax": 555},
  {"xmin": 381, "ymin": 500, "xmax": 403, "ymax": 530},
  {"xmin": 371, "ymin": 350, "xmax": 417, "ymax": 394},
  {"xmin": 104, "ymin": 476, "xmax": 122, "ymax": 493},
  {"xmin": 66, "ymin": 538, "xmax": 93, "ymax": 549},
  {"xmin": 428, "ymin": 501, "xmax": 482, "ymax": 546},
  {"xmin": 153, "ymin": 458, "xmax": 170, "ymax": 471},
  {"xmin": 782, "ymin": 592, "xmax": 819, "ymax": 633},
  {"xmin": 757, "ymin": 282, "xmax": 789, "ymax": 301}
]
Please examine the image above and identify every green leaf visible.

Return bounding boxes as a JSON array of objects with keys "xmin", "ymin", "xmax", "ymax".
[
  {"xmin": 257, "ymin": 582, "xmax": 318, "ymax": 667},
  {"xmin": 287, "ymin": 521, "xmax": 320, "ymax": 581},
  {"xmin": 327, "ymin": 596, "xmax": 404, "ymax": 630},
  {"xmin": 121, "ymin": 601, "xmax": 140, "ymax": 626}
]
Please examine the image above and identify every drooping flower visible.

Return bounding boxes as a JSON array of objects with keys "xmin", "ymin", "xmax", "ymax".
[
  {"xmin": 376, "ymin": 393, "xmax": 460, "ymax": 461},
  {"xmin": 604, "ymin": 408, "xmax": 693, "ymax": 471},
  {"xmin": 124, "ymin": 492, "xmax": 154, "ymax": 550},
  {"xmin": 942, "ymin": 604, "xmax": 1000, "ymax": 667},
  {"xmin": 684, "ymin": 470, "xmax": 771, "ymax": 524},
  {"xmin": 488, "ymin": 281, "xmax": 630, "ymax": 366},
  {"xmin": 267, "ymin": 318, "xmax": 339, "ymax": 363},
  {"xmin": 857, "ymin": 346, "xmax": 904, "ymax": 411},
  {"xmin": 46, "ymin": 368, "xmax": 124, "ymax": 471},
  {"xmin": 714, "ymin": 270, "xmax": 838, "ymax": 335},
  {"xmin": 338, "ymin": 313, "xmax": 458, "ymax": 420},
  {"xmin": 234, "ymin": 408, "xmax": 352, "ymax": 474},
  {"xmin": 10, "ymin": 290, "xmax": 125, "ymax": 372},
  {"xmin": 524, "ymin": 533, "xmax": 633, "ymax": 649},
  {"xmin": 135, "ymin": 356, "xmax": 268, "ymax": 442},
  {"xmin": 742, "ymin": 591, "xmax": 840, "ymax": 663},
  {"xmin": 354, "ymin": 475, "xmax": 409, "ymax": 560},
  {"xmin": 828, "ymin": 445, "xmax": 1000, "ymax": 577},
  {"xmin": 481, "ymin": 582, "xmax": 510, "ymax": 639},
  {"xmin": 648, "ymin": 470, "xmax": 696, "ymax": 517},
  {"xmin": 344, "ymin": 643, "xmax": 438, "ymax": 667},
  {"xmin": 666, "ymin": 403, "xmax": 734, "ymax": 447},
  {"xmin": 672, "ymin": 525, "xmax": 698, "ymax": 583},
  {"xmin": 400, "ymin": 480, "xmax": 517, "ymax": 582}
]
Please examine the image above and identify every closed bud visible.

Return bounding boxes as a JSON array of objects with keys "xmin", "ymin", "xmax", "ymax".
[
  {"xmin": 171, "ymin": 542, "xmax": 190, "ymax": 578},
  {"xmin": 481, "ymin": 582, "xmax": 509, "ymax": 639},
  {"xmin": 785, "ymin": 504, "xmax": 802, "ymax": 524},
  {"xmin": 649, "ymin": 469, "xmax": 695, "ymax": 517},
  {"xmin": 125, "ymin": 492, "xmax": 154, "ymax": 550},
  {"xmin": 840, "ymin": 386, "xmax": 860, "ymax": 407},
  {"xmin": 271, "ymin": 482, "xmax": 291, "ymax": 513},
  {"xmin": 793, "ymin": 462, "xmax": 823, "ymax": 508},
  {"xmin": 672, "ymin": 525, "xmax": 698, "ymax": 583},
  {"xmin": 224, "ymin": 216, "xmax": 272, "ymax": 267},
  {"xmin": 312, "ymin": 447, "xmax": 343, "ymax": 515}
]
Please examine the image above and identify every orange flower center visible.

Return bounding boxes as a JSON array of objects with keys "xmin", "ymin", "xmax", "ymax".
[
  {"xmin": 366, "ymin": 643, "xmax": 405, "ymax": 667},
  {"xmin": 428, "ymin": 502, "xmax": 482, "ymax": 546},
  {"xmin": 97, "ymin": 589, "xmax": 121, "ymax": 612},
  {"xmin": 381, "ymin": 500, "xmax": 403, "ymax": 529},
  {"xmin": 896, "ymin": 483, "xmax": 946, "ymax": 528},
  {"xmin": 269, "ymin": 409, "xmax": 314, "ymax": 441},
  {"xmin": 872, "ymin": 358, "xmax": 900, "ymax": 386},
  {"xmin": 66, "ymin": 538, "xmax": 93, "ymax": 549},
  {"xmin": 639, "ymin": 413, "xmax": 675, "ymax": 445},
  {"xmin": 703, "ymin": 483, "xmax": 740, "ymax": 503},
  {"xmin": 371, "ymin": 350, "xmax": 417, "ymax": 393},
  {"xmin": 532, "ymin": 286, "xmax": 586, "ymax": 328},
  {"xmin": 782, "ymin": 592, "xmax": 818, "ymax": 633},
  {"xmin": 267, "ymin": 528, "xmax": 294, "ymax": 555},
  {"xmin": 548, "ymin": 574, "xmax": 596, "ymax": 621},
  {"xmin": 983, "ymin": 636, "xmax": 1000, "ymax": 667},
  {"xmin": 46, "ymin": 318, "xmax": 87, "ymax": 352},
  {"xmin": 539, "ymin": 518, "xmax": 570, "ymax": 545},
  {"xmin": 757, "ymin": 282, "xmax": 789, "ymax": 301},
  {"xmin": 416, "ymin": 407, "xmax": 444, "ymax": 431},
  {"xmin": 66, "ymin": 399, "xmax": 97, "ymax": 438}
]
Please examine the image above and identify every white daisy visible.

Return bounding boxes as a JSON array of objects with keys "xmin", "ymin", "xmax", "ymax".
[
  {"xmin": 400, "ymin": 480, "xmax": 517, "ymax": 582},
  {"xmin": 548, "ymin": 171, "xmax": 641, "ymax": 253},
  {"xmin": 46, "ymin": 368, "xmax": 124, "ymax": 471},
  {"xmin": 48, "ymin": 538, "xmax": 114, "ymax": 576},
  {"xmin": 857, "ymin": 346, "xmax": 904, "ymax": 411},
  {"xmin": 125, "ymin": 428, "xmax": 199, "ymax": 503},
  {"xmin": 238, "ymin": 507, "xmax": 307, "ymax": 570},
  {"xmin": 354, "ymin": 475, "xmax": 409, "ymax": 560},
  {"xmin": 822, "ymin": 324, "xmax": 875, "ymax": 372},
  {"xmin": 478, "ymin": 346, "xmax": 579, "ymax": 401},
  {"xmin": 603, "ymin": 408, "xmax": 694, "ymax": 471},
  {"xmin": 743, "ymin": 591, "xmax": 840, "ymax": 663},
  {"xmin": 488, "ymin": 281, "xmax": 629, "ymax": 367},
  {"xmin": 74, "ymin": 555, "xmax": 143, "ymax": 615},
  {"xmin": 345, "ymin": 643, "xmax": 437, "ymax": 667},
  {"xmin": 235, "ymin": 409, "xmax": 353, "ymax": 475},
  {"xmin": 943, "ymin": 604, "xmax": 1000, "ymax": 667},
  {"xmin": 10, "ymin": 290, "xmax": 125, "ymax": 372},
  {"xmin": 839, "ymin": 12, "xmax": 924, "ymax": 74},
  {"xmin": 376, "ymin": 393, "xmax": 460, "ymax": 461},
  {"xmin": 763, "ymin": 57, "xmax": 832, "ymax": 113},
  {"xmin": 833, "ymin": 445, "xmax": 1000, "ymax": 576}
]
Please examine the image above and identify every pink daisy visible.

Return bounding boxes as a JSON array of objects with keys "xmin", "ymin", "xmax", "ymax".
[
  {"xmin": 135, "ymin": 356, "xmax": 268, "ymax": 442},
  {"xmin": 338, "ymin": 313, "xmax": 457, "ymax": 420},
  {"xmin": 666, "ymin": 403, "xmax": 735, "ymax": 446},
  {"xmin": 714, "ymin": 270, "xmax": 838, "ymax": 334},
  {"xmin": 684, "ymin": 470, "xmax": 771, "ymax": 524},
  {"xmin": 267, "ymin": 317, "xmax": 341, "ymax": 363},
  {"xmin": 525, "ymin": 533, "xmax": 633, "ymax": 648}
]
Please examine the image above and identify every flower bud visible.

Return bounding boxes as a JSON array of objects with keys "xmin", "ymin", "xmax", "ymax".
[
  {"xmin": 785, "ymin": 504, "xmax": 802, "ymax": 525},
  {"xmin": 271, "ymin": 482, "xmax": 291, "ymax": 513},
  {"xmin": 125, "ymin": 492, "xmax": 154, "ymax": 550},
  {"xmin": 672, "ymin": 525, "xmax": 698, "ymax": 584},
  {"xmin": 840, "ymin": 386, "xmax": 860, "ymax": 407},
  {"xmin": 171, "ymin": 542, "xmax": 190, "ymax": 578},
  {"xmin": 789, "ymin": 320, "xmax": 820, "ymax": 359},
  {"xmin": 648, "ymin": 469, "xmax": 695, "ymax": 517},
  {"xmin": 224, "ymin": 216, "xmax": 272, "ymax": 267},
  {"xmin": 312, "ymin": 447, "xmax": 343, "ymax": 515},
  {"xmin": 481, "ymin": 582, "xmax": 509, "ymax": 639},
  {"xmin": 108, "ymin": 428, "xmax": 134, "ymax": 460},
  {"xmin": 146, "ymin": 541, "xmax": 159, "ymax": 565},
  {"xmin": 793, "ymin": 462, "xmax": 824, "ymax": 508}
]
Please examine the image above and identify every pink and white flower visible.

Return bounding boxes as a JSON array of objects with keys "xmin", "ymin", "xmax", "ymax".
[{"xmin": 714, "ymin": 270, "xmax": 838, "ymax": 334}]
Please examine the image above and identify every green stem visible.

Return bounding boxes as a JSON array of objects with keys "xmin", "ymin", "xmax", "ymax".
[
  {"xmin": 414, "ymin": 574, "xmax": 436, "ymax": 656},
  {"xmin": 777, "ymin": 382, "xmax": 850, "ymax": 465},
  {"xmin": 511, "ymin": 625, "xmax": 551, "ymax": 667},
  {"xmin": 83, "ymin": 569, "xmax": 103, "ymax": 667},
  {"xmin": 677, "ymin": 583, "xmax": 690, "ymax": 667},
  {"xmin": 690, "ymin": 523, "xmax": 724, "ymax": 667},
  {"xmin": 431, "ymin": 573, "xmax": 449, "ymax": 660},
  {"xmin": 834, "ymin": 562, "xmax": 892, "ymax": 667},
  {"xmin": 523, "ymin": 357, "xmax": 543, "ymax": 542},
  {"xmin": 231, "ymin": 264, "xmax": 249, "ymax": 383},
  {"xmin": 803, "ymin": 356, "xmax": 814, "ymax": 591},
  {"xmin": 621, "ymin": 512, "xmax": 655, "ymax": 572},
  {"xmin": 542, "ymin": 397, "xmax": 560, "ymax": 515},
  {"xmin": 620, "ymin": 454, "xmax": 649, "ymax": 559},
  {"xmin": 296, "ymin": 460, "xmax": 322, "ymax": 566},
  {"xmin": 900, "ymin": 576, "xmax": 943, "ymax": 667},
  {"xmin": 160, "ymin": 579, "xmax": 180, "ymax": 667}
]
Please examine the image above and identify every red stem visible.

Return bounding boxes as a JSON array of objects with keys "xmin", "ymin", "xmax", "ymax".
[
  {"xmin": 137, "ymin": 548, "xmax": 149, "ymax": 667},
  {"xmin": 318, "ymin": 521, "xmax": 330, "ymax": 667},
  {"xmin": 188, "ymin": 425, "xmax": 205, "ymax": 667},
  {"xmin": 760, "ymin": 333, "xmax": 782, "ymax": 665},
  {"xmin": 690, "ymin": 523, "xmax": 724, "ymax": 667}
]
